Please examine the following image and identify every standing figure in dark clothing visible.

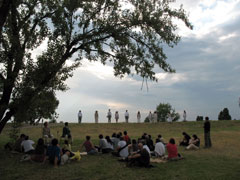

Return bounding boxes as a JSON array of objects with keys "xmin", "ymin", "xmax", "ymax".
[
  {"xmin": 204, "ymin": 116, "xmax": 212, "ymax": 148},
  {"xmin": 179, "ymin": 132, "xmax": 191, "ymax": 146},
  {"xmin": 62, "ymin": 122, "xmax": 72, "ymax": 144}
]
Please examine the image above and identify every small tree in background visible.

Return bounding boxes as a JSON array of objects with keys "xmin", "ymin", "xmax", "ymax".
[
  {"xmin": 218, "ymin": 108, "xmax": 232, "ymax": 120},
  {"xmin": 156, "ymin": 103, "xmax": 180, "ymax": 122}
]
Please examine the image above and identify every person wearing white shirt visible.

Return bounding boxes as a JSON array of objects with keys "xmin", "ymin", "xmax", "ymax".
[
  {"xmin": 21, "ymin": 136, "xmax": 35, "ymax": 154},
  {"xmin": 154, "ymin": 139, "xmax": 165, "ymax": 157},
  {"xmin": 125, "ymin": 110, "xmax": 129, "ymax": 123},
  {"xmin": 143, "ymin": 144, "xmax": 151, "ymax": 156},
  {"xmin": 137, "ymin": 111, "xmax": 141, "ymax": 123},
  {"xmin": 153, "ymin": 111, "xmax": 158, "ymax": 123},
  {"xmin": 107, "ymin": 109, "xmax": 112, "ymax": 123},
  {"xmin": 117, "ymin": 137, "xmax": 129, "ymax": 159},
  {"xmin": 78, "ymin": 110, "xmax": 82, "ymax": 123}
]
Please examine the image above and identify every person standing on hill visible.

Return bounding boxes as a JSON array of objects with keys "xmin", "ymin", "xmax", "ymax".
[
  {"xmin": 204, "ymin": 116, "xmax": 212, "ymax": 148},
  {"xmin": 183, "ymin": 110, "xmax": 187, "ymax": 121},
  {"xmin": 125, "ymin": 110, "xmax": 129, "ymax": 123},
  {"xmin": 78, "ymin": 110, "xmax": 82, "ymax": 123},
  {"xmin": 137, "ymin": 111, "xmax": 141, "ymax": 123},
  {"xmin": 148, "ymin": 111, "xmax": 152, "ymax": 122},
  {"xmin": 115, "ymin": 111, "xmax": 119, "ymax": 123},
  {"xmin": 107, "ymin": 109, "xmax": 112, "ymax": 123},
  {"xmin": 95, "ymin": 111, "xmax": 99, "ymax": 123}
]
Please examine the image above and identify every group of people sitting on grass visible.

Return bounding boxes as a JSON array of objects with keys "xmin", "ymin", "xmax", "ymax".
[{"xmin": 4, "ymin": 121, "xmax": 201, "ymax": 168}]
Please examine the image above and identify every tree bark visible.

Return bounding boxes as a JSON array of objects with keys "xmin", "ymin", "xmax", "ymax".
[{"xmin": 0, "ymin": 109, "xmax": 14, "ymax": 134}]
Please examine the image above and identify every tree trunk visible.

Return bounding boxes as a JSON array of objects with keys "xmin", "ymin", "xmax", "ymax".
[{"xmin": 0, "ymin": 109, "xmax": 14, "ymax": 134}]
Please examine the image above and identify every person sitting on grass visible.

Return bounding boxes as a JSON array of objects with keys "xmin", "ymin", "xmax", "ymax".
[
  {"xmin": 179, "ymin": 132, "xmax": 191, "ymax": 146},
  {"xmin": 128, "ymin": 139, "xmax": 138, "ymax": 154},
  {"xmin": 4, "ymin": 134, "xmax": 26, "ymax": 153},
  {"xmin": 157, "ymin": 134, "xmax": 165, "ymax": 144},
  {"xmin": 106, "ymin": 136, "xmax": 114, "ymax": 151},
  {"xmin": 112, "ymin": 137, "xmax": 129, "ymax": 159},
  {"xmin": 146, "ymin": 135, "xmax": 154, "ymax": 151},
  {"xmin": 62, "ymin": 140, "xmax": 75, "ymax": 157},
  {"xmin": 154, "ymin": 138, "xmax": 165, "ymax": 158},
  {"xmin": 21, "ymin": 136, "xmax": 35, "ymax": 154},
  {"xmin": 98, "ymin": 134, "xmax": 111, "ymax": 153},
  {"xmin": 111, "ymin": 133, "xmax": 120, "ymax": 151},
  {"xmin": 127, "ymin": 142, "xmax": 150, "ymax": 167},
  {"xmin": 31, "ymin": 138, "xmax": 47, "ymax": 162},
  {"xmin": 166, "ymin": 138, "xmax": 183, "ymax": 161},
  {"xmin": 44, "ymin": 138, "xmax": 61, "ymax": 167},
  {"xmin": 82, "ymin": 136, "xmax": 98, "ymax": 155},
  {"xmin": 186, "ymin": 134, "xmax": 200, "ymax": 150},
  {"xmin": 123, "ymin": 131, "xmax": 131, "ymax": 145}
]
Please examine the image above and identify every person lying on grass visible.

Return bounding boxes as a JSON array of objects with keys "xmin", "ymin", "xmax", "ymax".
[{"xmin": 186, "ymin": 134, "xmax": 200, "ymax": 150}]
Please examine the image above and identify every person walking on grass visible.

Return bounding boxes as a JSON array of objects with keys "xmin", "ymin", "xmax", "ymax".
[{"xmin": 204, "ymin": 116, "xmax": 212, "ymax": 148}]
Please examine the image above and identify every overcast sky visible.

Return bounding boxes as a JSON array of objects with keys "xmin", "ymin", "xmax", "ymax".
[{"xmin": 55, "ymin": 0, "xmax": 240, "ymax": 123}]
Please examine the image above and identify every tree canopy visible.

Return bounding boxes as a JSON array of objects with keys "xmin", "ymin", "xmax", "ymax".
[
  {"xmin": 156, "ymin": 102, "xmax": 180, "ymax": 122},
  {"xmin": 218, "ymin": 108, "xmax": 232, "ymax": 120},
  {"xmin": 0, "ymin": 0, "xmax": 192, "ymax": 133}
]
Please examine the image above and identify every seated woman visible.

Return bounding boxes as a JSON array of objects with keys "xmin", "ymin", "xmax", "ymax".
[
  {"xmin": 166, "ymin": 138, "xmax": 183, "ymax": 161},
  {"xmin": 105, "ymin": 136, "xmax": 114, "ymax": 152},
  {"xmin": 31, "ymin": 138, "xmax": 47, "ymax": 162},
  {"xmin": 82, "ymin": 136, "xmax": 97, "ymax": 155},
  {"xmin": 186, "ymin": 134, "xmax": 200, "ymax": 150},
  {"xmin": 179, "ymin": 132, "xmax": 191, "ymax": 146}
]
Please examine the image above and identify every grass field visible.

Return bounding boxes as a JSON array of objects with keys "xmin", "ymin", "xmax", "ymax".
[{"xmin": 0, "ymin": 121, "xmax": 240, "ymax": 180}]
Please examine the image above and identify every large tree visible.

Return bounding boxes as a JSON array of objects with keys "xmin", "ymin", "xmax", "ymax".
[
  {"xmin": 0, "ymin": 0, "xmax": 192, "ymax": 133},
  {"xmin": 156, "ymin": 102, "xmax": 180, "ymax": 122}
]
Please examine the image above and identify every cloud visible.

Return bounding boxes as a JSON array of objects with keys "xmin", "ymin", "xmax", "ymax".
[{"xmin": 55, "ymin": 0, "xmax": 240, "ymax": 122}]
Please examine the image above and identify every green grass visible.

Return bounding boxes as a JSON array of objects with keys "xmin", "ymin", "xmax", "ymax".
[{"xmin": 1, "ymin": 120, "xmax": 240, "ymax": 180}]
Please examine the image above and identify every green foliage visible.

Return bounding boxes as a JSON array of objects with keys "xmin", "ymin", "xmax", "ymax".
[
  {"xmin": 144, "ymin": 117, "xmax": 150, "ymax": 123},
  {"xmin": 14, "ymin": 91, "xmax": 59, "ymax": 124},
  {"xmin": 196, "ymin": 116, "xmax": 204, "ymax": 121},
  {"xmin": 218, "ymin": 108, "xmax": 232, "ymax": 120},
  {"xmin": 156, "ymin": 103, "xmax": 180, "ymax": 122},
  {"xmin": 8, "ymin": 120, "xmax": 21, "ymax": 142},
  {"xmin": 0, "ymin": 0, "xmax": 192, "ymax": 132}
]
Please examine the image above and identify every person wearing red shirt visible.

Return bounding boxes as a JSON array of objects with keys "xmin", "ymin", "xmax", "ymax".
[
  {"xmin": 166, "ymin": 138, "xmax": 184, "ymax": 161},
  {"xmin": 123, "ymin": 131, "xmax": 131, "ymax": 144}
]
